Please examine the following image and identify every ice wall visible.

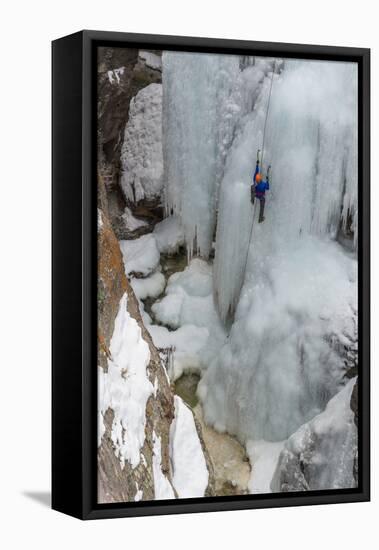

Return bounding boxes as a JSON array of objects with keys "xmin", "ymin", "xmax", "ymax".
[
  {"xmin": 202, "ymin": 59, "xmax": 358, "ymax": 443},
  {"xmin": 213, "ymin": 179, "xmax": 254, "ymax": 323},
  {"xmin": 200, "ymin": 235, "xmax": 357, "ymax": 442},
  {"xmin": 213, "ymin": 59, "xmax": 358, "ymax": 322},
  {"xmin": 213, "ymin": 62, "xmax": 276, "ymax": 322},
  {"xmin": 162, "ymin": 54, "xmax": 358, "ymax": 448},
  {"xmin": 162, "ymin": 52, "xmax": 267, "ymax": 259}
]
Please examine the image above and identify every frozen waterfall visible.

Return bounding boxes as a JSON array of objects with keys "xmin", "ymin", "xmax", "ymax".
[
  {"xmin": 205, "ymin": 59, "xmax": 358, "ymax": 443},
  {"xmin": 213, "ymin": 59, "xmax": 358, "ymax": 322},
  {"xmin": 163, "ymin": 56, "xmax": 357, "ymax": 321},
  {"xmin": 162, "ymin": 52, "xmax": 272, "ymax": 259},
  {"xmin": 162, "ymin": 54, "xmax": 358, "ymax": 447}
]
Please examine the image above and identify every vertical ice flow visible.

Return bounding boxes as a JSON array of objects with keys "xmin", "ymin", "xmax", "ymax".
[
  {"xmin": 162, "ymin": 55, "xmax": 358, "ymax": 446},
  {"xmin": 213, "ymin": 59, "xmax": 358, "ymax": 322},
  {"xmin": 162, "ymin": 52, "xmax": 258, "ymax": 259}
]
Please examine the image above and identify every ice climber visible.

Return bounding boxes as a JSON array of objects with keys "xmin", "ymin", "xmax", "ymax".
[{"xmin": 251, "ymin": 158, "xmax": 270, "ymax": 223}]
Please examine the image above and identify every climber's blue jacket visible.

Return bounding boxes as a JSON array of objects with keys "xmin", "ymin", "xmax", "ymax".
[{"xmin": 253, "ymin": 164, "xmax": 269, "ymax": 198}]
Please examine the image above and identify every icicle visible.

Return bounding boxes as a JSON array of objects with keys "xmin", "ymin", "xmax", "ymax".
[
  {"xmin": 213, "ymin": 180, "xmax": 254, "ymax": 323},
  {"xmin": 162, "ymin": 52, "xmax": 242, "ymax": 259}
]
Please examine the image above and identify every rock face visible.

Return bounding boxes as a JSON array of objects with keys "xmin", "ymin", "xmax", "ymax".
[
  {"xmin": 270, "ymin": 378, "xmax": 358, "ymax": 493},
  {"xmin": 98, "ymin": 47, "xmax": 162, "ymax": 168},
  {"xmin": 97, "ymin": 47, "xmax": 164, "ymax": 238},
  {"xmin": 98, "ymin": 189, "xmax": 173, "ymax": 502},
  {"xmin": 97, "ymin": 185, "xmax": 214, "ymax": 502},
  {"xmin": 97, "ymin": 48, "xmax": 214, "ymax": 503},
  {"xmin": 350, "ymin": 378, "xmax": 359, "ymax": 483}
]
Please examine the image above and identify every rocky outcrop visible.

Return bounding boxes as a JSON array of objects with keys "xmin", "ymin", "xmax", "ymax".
[
  {"xmin": 98, "ymin": 47, "xmax": 161, "ymax": 167},
  {"xmin": 98, "ymin": 194, "xmax": 174, "ymax": 502},
  {"xmin": 97, "ymin": 47, "xmax": 163, "ymax": 237},
  {"xmin": 97, "ymin": 49, "xmax": 214, "ymax": 502},
  {"xmin": 97, "ymin": 189, "xmax": 214, "ymax": 502},
  {"xmin": 350, "ymin": 378, "xmax": 358, "ymax": 483},
  {"xmin": 270, "ymin": 378, "xmax": 358, "ymax": 492},
  {"xmin": 350, "ymin": 379, "xmax": 358, "ymax": 427}
]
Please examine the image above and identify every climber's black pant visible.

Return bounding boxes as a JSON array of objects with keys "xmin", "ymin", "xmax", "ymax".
[
  {"xmin": 258, "ymin": 196, "xmax": 265, "ymax": 222},
  {"xmin": 251, "ymin": 188, "xmax": 266, "ymax": 222}
]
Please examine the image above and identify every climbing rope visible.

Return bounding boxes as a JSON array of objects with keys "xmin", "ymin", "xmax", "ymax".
[
  {"xmin": 260, "ymin": 59, "xmax": 276, "ymax": 168},
  {"xmin": 240, "ymin": 60, "xmax": 277, "ymax": 292}
]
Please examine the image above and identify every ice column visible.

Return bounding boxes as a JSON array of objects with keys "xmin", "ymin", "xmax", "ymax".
[{"xmin": 162, "ymin": 52, "xmax": 241, "ymax": 259}]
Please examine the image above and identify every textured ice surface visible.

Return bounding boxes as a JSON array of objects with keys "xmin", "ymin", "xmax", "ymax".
[
  {"xmin": 162, "ymin": 52, "xmax": 242, "ymax": 258},
  {"xmin": 200, "ymin": 235, "xmax": 357, "ymax": 442},
  {"xmin": 162, "ymin": 54, "xmax": 358, "ymax": 448},
  {"xmin": 213, "ymin": 59, "xmax": 358, "ymax": 323},
  {"xmin": 271, "ymin": 378, "xmax": 357, "ymax": 491},
  {"xmin": 213, "ymin": 179, "xmax": 254, "ymax": 323},
  {"xmin": 120, "ymin": 83, "xmax": 163, "ymax": 202}
]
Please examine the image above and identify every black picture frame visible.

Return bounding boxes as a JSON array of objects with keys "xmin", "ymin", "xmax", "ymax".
[{"xmin": 52, "ymin": 30, "xmax": 370, "ymax": 520}]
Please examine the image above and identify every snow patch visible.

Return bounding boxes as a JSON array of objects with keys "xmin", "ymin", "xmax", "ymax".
[
  {"xmin": 97, "ymin": 209, "xmax": 104, "ymax": 231},
  {"xmin": 107, "ymin": 66, "xmax": 125, "ymax": 85},
  {"xmin": 148, "ymin": 324, "xmax": 209, "ymax": 380},
  {"xmin": 170, "ymin": 396, "xmax": 209, "ymax": 497},
  {"xmin": 121, "ymin": 207, "xmax": 148, "ymax": 232},
  {"xmin": 153, "ymin": 215, "xmax": 185, "ymax": 254},
  {"xmin": 98, "ymin": 294, "xmax": 153, "ymax": 468},
  {"xmin": 148, "ymin": 258, "xmax": 226, "ymax": 379},
  {"xmin": 247, "ymin": 440, "xmax": 285, "ymax": 494},
  {"xmin": 131, "ymin": 270, "xmax": 166, "ymax": 300},
  {"xmin": 120, "ymin": 233, "xmax": 160, "ymax": 276},
  {"xmin": 134, "ymin": 489, "xmax": 143, "ymax": 502},
  {"xmin": 152, "ymin": 431, "xmax": 176, "ymax": 499}
]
